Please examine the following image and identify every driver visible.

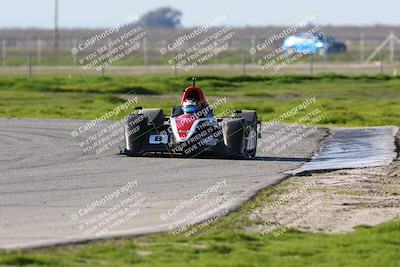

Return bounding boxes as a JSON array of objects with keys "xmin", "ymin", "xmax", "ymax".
[{"xmin": 182, "ymin": 98, "xmax": 200, "ymax": 114}]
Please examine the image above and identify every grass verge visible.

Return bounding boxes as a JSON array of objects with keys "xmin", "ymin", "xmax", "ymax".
[
  {"xmin": 0, "ymin": 74, "xmax": 399, "ymax": 126},
  {"xmin": 0, "ymin": 176, "xmax": 399, "ymax": 267}
]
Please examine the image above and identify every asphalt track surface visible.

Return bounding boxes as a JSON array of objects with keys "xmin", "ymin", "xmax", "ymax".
[{"xmin": 0, "ymin": 118, "xmax": 326, "ymax": 249}]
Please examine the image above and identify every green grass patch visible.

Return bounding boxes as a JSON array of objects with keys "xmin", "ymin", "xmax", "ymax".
[
  {"xmin": 0, "ymin": 74, "xmax": 399, "ymax": 126},
  {"xmin": 336, "ymin": 190, "xmax": 364, "ymax": 196}
]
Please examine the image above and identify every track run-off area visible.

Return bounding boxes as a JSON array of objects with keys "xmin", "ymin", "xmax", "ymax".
[{"xmin": 0, "ymin": 118, "xmax": 397, "ymax": 249}]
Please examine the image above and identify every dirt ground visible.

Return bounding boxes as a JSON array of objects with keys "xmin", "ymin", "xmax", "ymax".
[
  {"xmin": 250, "ymin": 134, "xmax": 400, "ymax": 235},
  {"xmin": 0, "ymin": 63, "xmax": 395, "ymax": 77}
]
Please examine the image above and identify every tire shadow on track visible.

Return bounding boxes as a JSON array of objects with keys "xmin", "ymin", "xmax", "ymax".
[{"xmin": 116, "ymin": 153, "xmax": 310, "ymax": 163}]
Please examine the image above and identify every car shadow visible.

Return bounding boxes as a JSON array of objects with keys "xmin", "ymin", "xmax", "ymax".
[
  {"xmin": 245, "ymin": 156, "xmax": 310, "ymax": 162},
  {"xmin": 118, "ymin": 151, "xmax": 310, "ymax": 163}
]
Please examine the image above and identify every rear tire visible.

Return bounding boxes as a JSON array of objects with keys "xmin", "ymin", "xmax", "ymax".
[
  {"xmin": 223, "ymin": 118, "xmax": 246, "ymax": 157},
  {"xmin": 234, "ymin": 110, "xmax": 257, "ymax": 126},
  {"xmin": 233, "ymin": 110, "xmax": 258, "ymax": 158}
]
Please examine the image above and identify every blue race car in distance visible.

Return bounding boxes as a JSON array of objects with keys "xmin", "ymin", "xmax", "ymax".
[
  {"xmin": 322, "ymin": 34, "xmax": 347, "ymax": 53},
  {"xmin": 282, "ymin": 32, "xmax": 346, "ymax": 54}
]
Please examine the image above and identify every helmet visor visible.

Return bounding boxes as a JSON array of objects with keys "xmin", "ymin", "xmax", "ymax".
[{"xmin": 184, "ymin": 106, "xmax": 199, "ymax": 113}]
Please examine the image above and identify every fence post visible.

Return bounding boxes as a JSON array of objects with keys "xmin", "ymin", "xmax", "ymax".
[
  {"xmin": 251, "ymin": 35, "xmax": 256, "ymax": 63},
  {"xmin": 143, "ymin": 37, "xmax": 148, "ymax": 65},
  {"xmin": 2, "ymin": 40, "xmax": 6, "ymax": 67},
  {"xmin": 310, "ymin": 54, "xmax": 314, "ymax": 75},
  {"xmin": 242, "ymin": 50, "xmax": 246, "ymax": 75},
  {"xmin": 360, "ymin": 33, "xmax": 365, "ymax": 63},
  {"xmin": 380, "ymin": 50, "xmax": 384, "ymax": 74},
  {"xmin": 173, "ymin": 49, "xmax": 178, "ymax": 78},
  {"xmin": 389, "ymin": 31, "xmax": 394, "ymax": 64},
  {"xmin": 37, "ymin": 39, "xmax": 42, "ymax": 66},
  {"xmin": 72, "ymin": 39, "xmax": 78, "ymax": 66},
  {"xmin": 28, "ymin": 50, "xmax": 32, "ymax": 79}
]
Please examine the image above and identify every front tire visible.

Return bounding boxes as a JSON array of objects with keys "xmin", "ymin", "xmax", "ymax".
[{"xmin": 124, "ymin": 108, "xmax": 165, "ymax": 156}]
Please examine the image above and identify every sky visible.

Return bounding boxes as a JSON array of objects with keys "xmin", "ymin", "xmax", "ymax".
[{"xmin": 0, "ymin": 0, "xmax": 399, "ymax": 28}]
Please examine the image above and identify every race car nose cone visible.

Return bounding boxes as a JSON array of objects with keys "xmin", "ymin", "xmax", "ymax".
[
  {"xmin": 178, "ymin": 130, "xmax": 189, "ymax": 138},
  {"xmin": 175, "ymin": 114, "xmax": 197, "ymax": 139}
]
